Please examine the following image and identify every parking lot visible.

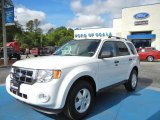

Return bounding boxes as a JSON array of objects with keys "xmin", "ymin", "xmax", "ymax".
[{"xmin": 0, "ymin": 61, "xmax": 160, "ymax": 120}]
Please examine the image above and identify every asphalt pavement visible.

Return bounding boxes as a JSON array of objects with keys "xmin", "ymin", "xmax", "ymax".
[
  {"xmin": 0, "ymin": 67, "xmax": 10, "ymax": 84},
  {"xmin": 139, "ymin": 61, "xmax": 160, "ymax": 88}
]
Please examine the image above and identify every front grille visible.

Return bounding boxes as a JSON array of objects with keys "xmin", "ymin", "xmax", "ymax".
[
  {"xmin": 10, "ymin": 67, "xmax": 37, "ymax": 85},
  {"xmin": 10, "ymin": 88, "xmax": 27, "ymax": 99}
]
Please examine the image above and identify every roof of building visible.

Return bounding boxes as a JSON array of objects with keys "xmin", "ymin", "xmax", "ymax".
[{"xmin": 122, "ymin": 2, "xmax": 160, "ymax": 9}]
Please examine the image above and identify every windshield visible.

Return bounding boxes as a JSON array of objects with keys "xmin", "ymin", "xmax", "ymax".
[{"xmin": 54, "ymin": 39, "xmax": 101, "ymax": 57}]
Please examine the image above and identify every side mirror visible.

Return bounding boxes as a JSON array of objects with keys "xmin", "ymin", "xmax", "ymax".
[{"xmin": 99, "ymin": 51, "xmax": 112, "ymax": 59}]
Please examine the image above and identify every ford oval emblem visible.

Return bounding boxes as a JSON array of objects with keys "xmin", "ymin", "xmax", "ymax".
[{"xmin": 134, "ymin": 12, "xmax": 149, "ymax": 20}]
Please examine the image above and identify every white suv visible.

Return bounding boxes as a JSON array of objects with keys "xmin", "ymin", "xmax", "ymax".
[{"xmin": 6, "ymin": 37, "xmax": 139, "ymax": 120}]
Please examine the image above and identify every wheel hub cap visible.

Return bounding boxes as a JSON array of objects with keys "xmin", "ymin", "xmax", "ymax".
[
  {"xmin": 132, "ymin": 74, "xmax": 137, "ymax": 88},
  {"xmin": 75, "ymin": 88, "xmax": 91, "ymax": 113}
]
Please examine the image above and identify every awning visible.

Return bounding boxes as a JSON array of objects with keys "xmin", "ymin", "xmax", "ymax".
[{"xmin": 127, "ymin": 34, "xmax": 156, "ymax": 39}]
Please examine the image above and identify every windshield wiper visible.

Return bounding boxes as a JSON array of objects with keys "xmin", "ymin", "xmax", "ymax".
[
  {"xmin": 64, "ymin": 54, "xmax": 73, "ymax": 56},
  {"xmin": 53, "ymin": 53, "xmax": 58, "ymax": 55}
]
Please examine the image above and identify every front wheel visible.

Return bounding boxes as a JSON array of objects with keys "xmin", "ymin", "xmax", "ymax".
[
  {"xmin": 125, "ymin": 70, "xmax": 138, "ymax": 91},
  {"xmin": 64, "ymin": 81, "xmax": 94, "ymax": 120}
]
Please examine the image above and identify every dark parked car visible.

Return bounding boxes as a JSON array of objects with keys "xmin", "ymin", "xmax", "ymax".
[{"xmin": 0, "ymin": 47, "xmax": 21, "ymax": 60}]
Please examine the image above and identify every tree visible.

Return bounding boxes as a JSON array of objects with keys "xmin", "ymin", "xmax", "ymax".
[
  {"xmin": 26, "ymin": 20, "xmax": 34, "ymax": 32},
  {"xmin": 46, "ymin": 26, "xmax": 74, "ymax": 46},
  {"xmin": 47, "ymin": 28, "xmax": 55, "ymax": 34},
  {"xmin": 6, "ymin": 21, "xmax": 23, "ymax": 42},
  {"xmin": 34, "ymin": 19, "xmax": 40, "ymax": 32},
  {"xmin": 58, "ymin": 36, "xmax": 73, "ymax": 46},
  {"xmin": 22, "ymin": 19, "xmax": 43, "ymax": 48}
]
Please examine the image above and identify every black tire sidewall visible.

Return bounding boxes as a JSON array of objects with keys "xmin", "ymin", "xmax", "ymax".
[
  {"xmin": 129, "ymin": 70, "xmax": 138, "ymax": 90},
  {"xmin": 125, "ymin": 70, "xmax": 138, "ymax": 91},
  {"xmin": 64, "ymin": 81, "xmax": 94, "ymax": 120}
]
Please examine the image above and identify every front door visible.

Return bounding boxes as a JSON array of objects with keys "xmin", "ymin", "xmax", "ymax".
[{"xmin": 98, "ymin": 41, "xmax": 120, "ymax": 88}]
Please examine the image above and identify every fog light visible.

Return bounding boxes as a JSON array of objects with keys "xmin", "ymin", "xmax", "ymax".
[{"xmin": 39, "ymin": 93, "xmax": 50, "ymax": 103}]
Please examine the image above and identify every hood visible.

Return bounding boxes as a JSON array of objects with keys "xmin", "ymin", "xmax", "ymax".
[{"xmin": 13, "ymin": 55, "xmax": 94, "ymax": 70}]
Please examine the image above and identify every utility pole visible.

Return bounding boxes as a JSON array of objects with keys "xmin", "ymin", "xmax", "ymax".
[
  {"xmin": 2, "ymin": 0, "xmax": 8, "ymax": 65},
  {"xmin": 40, "ymin": 35, "xmax": 42, "ymax": 47}
]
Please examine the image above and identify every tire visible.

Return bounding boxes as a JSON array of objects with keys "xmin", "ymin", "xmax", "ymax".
[
  {"xmin": 147, "ymin": 56, "xmax": 154, "ymax": 62},
  {"xmin": 34, "ymin": 55, "xmax": 38, "ymax": 57},
  {"xmin": 16, "ymin": 54, "xmax": 21, "ymax": 60},
  {"xmin": 64, "ymin": 80, "xmax": 94, "ymax": 120},
  {"xmin": 125, "ymin": 69, "xmax": 138, "ymax": 91}
]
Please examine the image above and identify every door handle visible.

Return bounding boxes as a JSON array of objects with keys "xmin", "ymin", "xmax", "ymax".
[
  {"xmin": 114, "ymin": 60, "xmax": 119, "ymax": 64},
  {"xmin": 129, "ymin": 58, "xmax": 132, "ymax": 61}
]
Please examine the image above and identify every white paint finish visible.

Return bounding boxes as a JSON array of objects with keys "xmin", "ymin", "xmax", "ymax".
[{"xmin": 13, "ymin": 56, "xmax": 96, "ymax": 70}]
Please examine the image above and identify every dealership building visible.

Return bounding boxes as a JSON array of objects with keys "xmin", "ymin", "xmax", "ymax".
[{"xmin": 74, "ymin": 3, "xmax": 160, "ymax": 50}]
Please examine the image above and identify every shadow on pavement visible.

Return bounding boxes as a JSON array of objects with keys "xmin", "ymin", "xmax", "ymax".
[
  {"xmin": 138, "ymin": 77, "xmax": 153, "ymax": 88},
  {"xmin": 147, "ymin": 110, "xmax": 160, "ymax": 120}
]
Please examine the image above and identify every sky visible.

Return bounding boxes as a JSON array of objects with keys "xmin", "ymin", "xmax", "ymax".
[{"xmin": 13, "ymin": 0, "xmax": 160, "ymax": 32}]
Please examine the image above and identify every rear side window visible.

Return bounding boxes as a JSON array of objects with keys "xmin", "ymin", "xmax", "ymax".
[
  {"xmin": 116, "ymin": 42, "xmax": 130, "ymax": 56},
  {"xmin": 127, "ymin": 42, "xmax": 137, "ymax": 55}
]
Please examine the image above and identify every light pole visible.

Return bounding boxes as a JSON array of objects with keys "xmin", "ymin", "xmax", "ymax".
[
  {"xmin": 1, "ymin": 0, "xmax": 8, "ymax": 65},
  {"xmin": 40, "ymin": 35, "xmax": 42, "ymax": 47}
]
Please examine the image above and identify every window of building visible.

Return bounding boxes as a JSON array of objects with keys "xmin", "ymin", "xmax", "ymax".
[
  {"xmin": 131, "ymin": 39, "xmax": 151, "ymax": 48},
  {"xmin": 131, "ymin": 31, "xmax": 151, "ymax": 35}
]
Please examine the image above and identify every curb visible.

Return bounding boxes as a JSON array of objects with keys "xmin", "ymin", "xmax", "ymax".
[
  {"xmin": 0, "ymin": 84, "xmax": 5, "ymax": 86},
  {"xmin": 0, "ymin": 65, "xmax": 11, "ymax": 68},
  {"xmin": 147, "ymin": 86, "xmax": 160, "ymax": 92}
]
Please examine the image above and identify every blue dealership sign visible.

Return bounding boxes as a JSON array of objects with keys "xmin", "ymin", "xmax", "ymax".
[
  {"xmin": 5, "ymin": 6, "xmax": 15, "ymax": 25},
  {"xmin": 134, "ymin": 12, "xmax": 149, "ymax": 20}
]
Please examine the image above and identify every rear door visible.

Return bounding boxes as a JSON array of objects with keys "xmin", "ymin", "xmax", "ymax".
[{"xmin": 114, "ymin": 41, "xmax": 132, "ymax": 81}]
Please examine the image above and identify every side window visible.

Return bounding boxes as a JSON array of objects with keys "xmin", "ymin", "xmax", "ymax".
[
  {"xmin": 100, "ymin": 41, "xmax": 116, "ymax": 57},
  {"xmin": 116, "ymin": 42, "xmax": 130, "ymax": 56},
  {"xmin": 127, "ymin": 42, "xmax": 137, "ymax": 55}
]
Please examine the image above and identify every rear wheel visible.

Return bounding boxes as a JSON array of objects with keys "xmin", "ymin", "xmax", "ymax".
[
  {"xmin": 64, "ymin": 81, "xmax": 94, "ymax": 120},
  {"xmin": 125, "ymin": 70, "xmax": 138, "ymax": 91},
  {"xmin": 147, "ymin": 56, "xmax": 154, "ymax": 62}
]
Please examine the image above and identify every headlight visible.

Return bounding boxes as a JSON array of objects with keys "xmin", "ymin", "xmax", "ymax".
[{"xmin": 36, "ymin": 70, "xmax": 61, "ymax": 83}]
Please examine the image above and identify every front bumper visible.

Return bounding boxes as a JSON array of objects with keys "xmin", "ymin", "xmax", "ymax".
[
  {"xmin": 22, "ymin": 101, "xmax": 62, "ymax": 114},
  {"xmin": 6, "ymin": 75, "xmax": 62, "ymax": 109}
]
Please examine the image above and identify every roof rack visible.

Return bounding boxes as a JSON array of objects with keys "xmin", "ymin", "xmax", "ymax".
[{"xmin": 108, "ymin": 36, "xmax": 128, "ymax": 41}]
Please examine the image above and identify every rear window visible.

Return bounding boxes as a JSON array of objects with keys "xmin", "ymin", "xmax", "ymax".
[
  {"xmin": 116, "ymin": 42, "xmax": 130, "ymax": 56},
  {"xmin": 127, "ymin": 42, "xmax": 137, "ymax": 55}
]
